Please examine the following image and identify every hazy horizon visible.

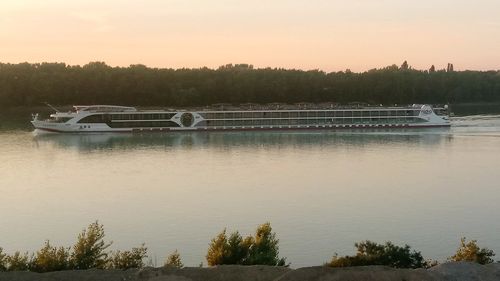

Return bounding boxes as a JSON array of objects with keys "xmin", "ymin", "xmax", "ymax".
[{"xmin": 1, "ymin": 0, "xmax": 500, "ymax": 72}]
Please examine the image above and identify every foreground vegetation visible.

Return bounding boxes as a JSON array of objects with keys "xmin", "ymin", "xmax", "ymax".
[
  {"xmin": 328, "ymin": 237, "xmax": 496, "ymax": 268},
  {"xmin": 206, "ymin": 222, "xmax": 287, "ymax": 266},
  {"xmin": 1, "ymin": 62, "xmax": 499, "ymax": 108},
  {"xmin": 0, "ymin": 221, "xmax": 496, "ymax": 273},
  {"xmin": 0, "ymin": 222, "xmax": 148, "ymax": 272}
]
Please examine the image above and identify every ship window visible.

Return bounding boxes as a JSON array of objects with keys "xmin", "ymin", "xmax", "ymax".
[
  {"xmin": 270, "ymin": 112, "xmax": 280, "ymax": 118},
  {"xmin": 107, "ymin": 121, "xmax": 180, "ymax": 128},
  {"xmin": 77, "ymin": 114, "xmax": 106, "ymax": 123},
  {"xmin": 308, "ymin": 112, "xmax": 318, "ymax": 118},
  {"xmin": 49, "ymin": 117, "xmax": 72, "ymax": 123}
]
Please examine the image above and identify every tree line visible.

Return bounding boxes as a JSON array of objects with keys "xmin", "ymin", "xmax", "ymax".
[
  {"xmin": 0, "ymin": 221, "xmax": 496, "ymax": 272},
  {"xmin": 0, "ymin": 62, "xmax": 499, "ymax": 108}
]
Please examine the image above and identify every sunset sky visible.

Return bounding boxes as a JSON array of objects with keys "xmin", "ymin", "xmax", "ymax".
[{"xmin": 1, "ymin": 0, "xmax": 499, "ymax": 72}]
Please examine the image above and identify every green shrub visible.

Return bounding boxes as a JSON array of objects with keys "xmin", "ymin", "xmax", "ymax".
[
  {"xmin": 6, "ymin": 251, "xmax": 30, "ymax": 271},
  {"xmin": 164, "ymin": 250, "xmax": 183, "ymax": 268},
  {"xmin": 449, "ymin": 237, "xmax": 495, "ymax": 264},
  {"xmin": 328, "ymin": 241, "xmax": 426, "ymax": 269},
  {"xmin": 70, "ymin": 221, "xmax": 111, "ymax": 269},
  {"xmin": 107, "ymin": 244, "xmax": 148, "ymax": 270},
  {"xmin": 30, "ymin": 241, "xmax": 70, "ymax": 272},
  {"xmin": 226, "ymin": 232, "xmax": 252, "ymax": 265},
  {"xmin": 206, "ymin": 222, "xmax": 287, "ymax": 266},
  {"xmin": 245, "ymin": 223, "xmax": 286, "ymax": 266}
]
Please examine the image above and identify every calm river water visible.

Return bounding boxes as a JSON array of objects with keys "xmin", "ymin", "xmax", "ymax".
[{"xmin": 1, "ymin": 112, "xmax": 500, "ymax": 267}]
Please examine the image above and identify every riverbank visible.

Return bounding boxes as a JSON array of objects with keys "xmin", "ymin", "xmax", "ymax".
[{"xmin": 1, "ymin": 262, "xmax": 500, "ymax": 281}]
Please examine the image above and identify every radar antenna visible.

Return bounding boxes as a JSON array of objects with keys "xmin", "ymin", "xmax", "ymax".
[{"xmin": 44, "ymin": 102, "xmax": 61, "ymax": 112}]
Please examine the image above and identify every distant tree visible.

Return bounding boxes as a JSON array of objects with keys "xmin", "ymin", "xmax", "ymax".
[
  {"xmin": 429, "ymin": 65, "xmax": 436, "ymax": 72},
  {"xmin": 1, "ymin": 62, "xmax": 500, "ymax": 108},
  {"xmin": 30, "ymin": 241, "xmax": 70, "ymax": 272},
  {"xmin": 70, "ymin": 221, "xmax": 111, "ymax": 269},
  {"xmin": 400, "ymin": 60, "xmax": 409, "ymax": 70},
  {"xmin": 6, "ymin": 251, "xmax": 29, "ymax": 271},
  {"xmin": 107, "ymin": 244, "xmax": 148, "ymax": 269},
  {"xmin": 328, "ymin": 240, "xmax": 426, "ymax": 269},
  {"xmin": 449, "ymin": 237, "xmax": 495, "ymax": 264},
  {"xmin": 447, "ymin": 63, "xmax": 454, "ymax": 72},
  {"xmin": 164, "ymin": 250, "xmax": 184, "ymax": 268}
]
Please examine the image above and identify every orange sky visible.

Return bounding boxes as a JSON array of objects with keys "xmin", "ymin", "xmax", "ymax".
[{"xmin": 1, "ymin": 0, "xmax": 500, "ymax": 72}]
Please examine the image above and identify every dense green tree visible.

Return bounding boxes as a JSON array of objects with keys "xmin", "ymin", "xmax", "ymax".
[
  {"xmin": 329, "ymin": 240, "xmax": 426, "ymax": 269},
  {"xmin": 1, "ymin": 62, "xmax": 499, "ymax": 109},
  {"xmin": 245, "ymin": 223, "xmax": 286, "ymax": 266},
  {"xmin": 226, "ymin": 232, "xmax": 252, "ymax": 265},
  {"xmin": 449, "ymin": 237, "xmax": 495, "ymax": 264}
]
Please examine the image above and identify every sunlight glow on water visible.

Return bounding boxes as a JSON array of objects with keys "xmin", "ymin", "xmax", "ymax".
[{"xmin": 1, "ymin": 116, "xmax": 500, "ymax": 267}]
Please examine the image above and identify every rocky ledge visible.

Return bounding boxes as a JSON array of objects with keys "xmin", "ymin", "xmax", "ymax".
[{"xmin": 1, "ymin": 262, "xmax": 499, "ymax": 281}]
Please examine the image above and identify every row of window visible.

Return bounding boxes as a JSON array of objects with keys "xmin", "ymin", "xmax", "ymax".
[
  {"xmin": 77, "ymin": 113, "xmax": 176, "ymax": 123},
  {"xmin": 197, "ymin": 117, "xmax": 426, "ymax": 127},
  {"xmin": 110, "ymin": 113, "xmax": 176, "ymax": 120},
  {"xmin": 201, "ymin": 110, "xmax": 419, "ymax": 119},
  {"xmin": 107, "ymin": 121, "xmax": 180, "ymax": 128}
]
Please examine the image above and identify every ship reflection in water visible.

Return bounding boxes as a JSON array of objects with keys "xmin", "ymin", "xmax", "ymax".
[{"xmin": 32, "ymin": 128, "xmax": 452, "ymax": 152}]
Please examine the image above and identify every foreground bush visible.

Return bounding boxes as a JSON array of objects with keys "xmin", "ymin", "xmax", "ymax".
[
  {"xmin": 0, "ymin": 248, "xmax": 6, "ymax": 271},
  {"xmin": 70, "ymin": 221, "xmax": 111, "ymax": 269},
  {"xmin": 328, "ymin": 241, "xmax": 427, "ymax": 269},
  {"xmin": 107, "ymin": 244, "xmax": 148, "ymax": 269},
  {"xmin": 6, "ymin": 252, "xmax": 29, "ymax": 271},
  {"xmin": 30, "ymin": 241, "xmax": 70, "ymax": 272},
  {"xmin": 206, "ymin": 222, "xmax": 287, "ymax": 266},
  {"xmin": 0, "ymin": 221, "xmax": 148, "ymax": 272},
  {"xmin": 164, "ymin": 250, "xmax": 184, "ymax": 268},
  {"xmin": 449, "ymin": 237, "xmax": 495, "ymax": 264}
]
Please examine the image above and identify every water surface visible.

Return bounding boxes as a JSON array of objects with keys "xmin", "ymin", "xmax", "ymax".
[{"xmin": 1, "ymin": 114, "xmax": 500, "ymax": 267}]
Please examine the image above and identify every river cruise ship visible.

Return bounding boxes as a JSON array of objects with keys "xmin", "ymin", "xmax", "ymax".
[{"xmin": 31, "ymin": 104, "xmax": 450, "ymax": 133}]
